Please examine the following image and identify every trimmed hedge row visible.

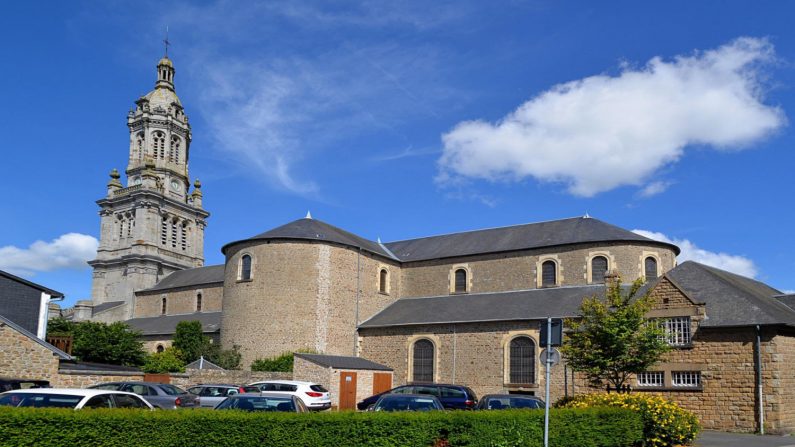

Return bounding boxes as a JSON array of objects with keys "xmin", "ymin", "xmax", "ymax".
[{"xmin": 0, "ymin": 407, "xmax": 642, "ymax": 447}]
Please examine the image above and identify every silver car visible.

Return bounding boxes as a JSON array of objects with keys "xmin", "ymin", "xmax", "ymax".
[
  {"xmin": 187, "ymin": 384, "xmax": 243, "ymax": 408},
  {"xmin": 88, "ymin": 381, "xmax": 198, "ymax": 409}
]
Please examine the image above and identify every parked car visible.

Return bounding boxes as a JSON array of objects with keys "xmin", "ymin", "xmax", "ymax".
[
  {"xmin": 475, "ymin": 394, "xmax": 544, "ymax": 410},
  {"xmin": 371, "ymin": 394, "xmax": 444, "ymax": 412},
  {"xmin": 187, "ymin": 384, "xmax": 246, "ymax": 408},
  {"xmin": 214, "ymin": 393, "xmax": 308, "ymax": 412},
  {"xmin": 0, "ymin": 388, "xmax": 153, "ymax": 409},
  {"xmin": 0, "ymin": 378, "xmax": 50, "ymax": 392},
  {"xmin": 247, "ymin": 380, "xmax": 331, "ymax": 411},
  {"xmin": 357, "ymin": 384, "xmax": 477, "ymax": 411},
  {"xmin": 88, "ymin": 381, "xmax": 198, "ymax": 409}
]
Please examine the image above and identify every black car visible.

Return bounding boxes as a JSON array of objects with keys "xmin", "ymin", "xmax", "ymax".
[
  {"xmin": 475, "ymin": 394, "xmax": 544, "ymax": 410},
  {"xmin": 0, "ymin": 378, "xmax": 50, "ymax": 392},
  {"xmin": 357, "ymin": 384, "xmax": 477, "ymax": 411}
]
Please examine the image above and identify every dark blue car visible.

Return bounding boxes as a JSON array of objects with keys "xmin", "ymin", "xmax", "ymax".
[{"xmin": 357, "ymin": 384, "xmax": 477, "ymax": 411}]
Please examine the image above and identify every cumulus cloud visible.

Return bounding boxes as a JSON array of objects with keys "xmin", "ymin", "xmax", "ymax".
[
  {"xmin": 439, "ymin": 37, "xmax": 785, "ymax": 197},
  {"xmin": 0, "ymin": 233, "xmax": 98, "ymax": 277},
  {"xmin": 637, "ymin": 181, "xmax": 673, "ymax": 198},
  {"xmin": 632, "ymin": 229, "xmax": 757, "ymax": 278}
]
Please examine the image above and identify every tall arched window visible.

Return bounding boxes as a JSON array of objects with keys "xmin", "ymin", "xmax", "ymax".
[
  {"xmin": 152, "ymin": 132, "xmax": 166, "ymax": 159},
  {"xmin": 645, "ymin": 257, "xmax": 658, "ymax": 280},
  {"xmin": 591, "ymin": 256, "xmax": 608, "ymax": 283},
  {"xmin": 239, "ymin": 255, "xmax": 252, "ymax": 281},
  {"xmin": 454, "ymin": 269, "xmax": 467, "ymax": 293},
  {"xmin": 541, "ymin": 260, "xmax": 557, "ymax": 287},
  {"xmin": 196, "ymin": 293, "xmax": 202, "ymax": 312},
  {"xmin": 509, "ymin": 336, "xmax": 536, "ymax": 384},
  {"xmin": 170, "ymin": 136, "xmax": 180, "ymax": 163},
  {"xmin": 135, "ymin": 133, "xmax": 144, "ymax": 158},
  {"xmin": 379, "ymin": 268, "xmax": 388, "ymax": 294},
  {"xmin": 413, "ymin": 339, "xmax": 435, "ymax": 383},
  {"xmin": 161, "ymin": 297, "xmax": 167, "ymax": 315}
]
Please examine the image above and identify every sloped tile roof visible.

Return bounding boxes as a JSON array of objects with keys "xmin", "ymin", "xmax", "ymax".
[
  {"xmin": 294, "ymin": 353, "xmax": 392, "ymax": 371},
  {"xmin": 125, "ymin": 312, "xmax": 221, "ymax": 335},
  {"xmin": 140, "ymin": 265, "xmax": 225, "ymax": 293}
]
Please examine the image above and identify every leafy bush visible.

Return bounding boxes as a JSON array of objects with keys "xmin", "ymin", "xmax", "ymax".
[
  {"xmin": 142, "ymin": 347, "xmax": 186, "ymax": 373},
  {"xmin": 251, "ymin": 350, "xmax": 315, "ymax": 372},
  {"xmin": 0, "ymin": 406, "xmax": 642, "ymax": 447},
  {"xmin": 559, "ymin": 393, "xmax": 700, "ymax": 447},
  {"xmin": 172, "ymin": 321, "xmax": 241, "ymax": 369},
  {"xmin": 47, "ymin": 319, "xmax": 146, "ymax": 366}
]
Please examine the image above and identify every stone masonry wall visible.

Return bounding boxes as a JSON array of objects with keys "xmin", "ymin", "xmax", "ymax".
[
  {"xmin": 767, "ymin": 330, "xmax": 795, "ymax": 433},
  {"xmin": 134, "ymin": 284, "xmax": 223, "ymax": 318},
  {"xmin": 0, "ymin": 322, "xmax": 61, "ymax": 382},
  {"xmin": 400, "ymin": 242, "xmax": 676, "ymax": 298}
]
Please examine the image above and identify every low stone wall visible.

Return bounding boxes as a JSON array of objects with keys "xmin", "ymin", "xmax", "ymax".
[
  {"xmin": 53, "ymin": 370, "xmax": 145, "ymax": 388},
  {"xmin": 51, "ymin": 368, "xmax": 291, "ymax": 389}
]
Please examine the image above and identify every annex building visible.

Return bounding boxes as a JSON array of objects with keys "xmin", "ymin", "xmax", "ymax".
[{"xmin": 66, "ymin": 55, "xmax": 795, "ymax": 433}]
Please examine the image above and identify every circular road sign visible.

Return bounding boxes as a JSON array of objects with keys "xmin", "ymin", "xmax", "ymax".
[{"xmin": 540, "ymin": 347, "xmax": 561, "ymax": 367}]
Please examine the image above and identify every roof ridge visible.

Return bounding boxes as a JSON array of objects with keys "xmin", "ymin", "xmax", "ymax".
[{"xmin": 383, "ymin": 216, "xmax": 586, "ymax": 244}]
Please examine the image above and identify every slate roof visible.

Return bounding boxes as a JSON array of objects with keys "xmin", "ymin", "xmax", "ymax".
[
  {"xmin": 384, "ymin": 216, "xmax": 679, "ymax": 262},
  {"xmin": 222, "ymin": 218, "xmax": 397, "ymax": 260},
  {"xmin": 0, "ymin": 314, "xmax": 71, "ymax": 360},
  {"xmin": 140, "ymin": 265, "xmax": 225, "ymax": 292},
  {"xmin": 0, "ymin": 270, "xmax": 64, "ymax": 298},
  {"xmin": 222, "ymin": 216, "xmax": 678, "ymax": 263},
  {"xmin": 92, "ymin": 301, "xmax": 125, "ymax": 314},
  {"xmin": 358, "ymin": 285, "xmax": 604, "ymax": 329},
  {"xmin": 125, "ymin": 312, "xmax": 221, "ymax": 335},
  {"xmin": 665, "ymin": 261, "xmax": 795, "ymax": 328},
  {"xmin": 294, "ymin": 353, "xmax": 392, "ymax": 371},
  {"xmin": 59, "ymin": 361, "xmax": 141, "ymax": 373},
  {"xmin": 360, "ymin": 261, "xmax": 795, "ymax": 330}
]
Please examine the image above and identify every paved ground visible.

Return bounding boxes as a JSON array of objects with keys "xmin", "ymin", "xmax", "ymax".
[{"xmin": 696, "ymin": 431, "xmax": 795, "ymax": 447}]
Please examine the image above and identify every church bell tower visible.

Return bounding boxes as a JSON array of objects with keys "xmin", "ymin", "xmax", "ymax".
[{"xmin": 88, "ymin": 54, "xmax": 209, "ymax": 319}]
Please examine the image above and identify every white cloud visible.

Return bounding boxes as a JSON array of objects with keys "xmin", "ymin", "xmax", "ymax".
[
  {"xmin": 637, "ymin": 181, "xmax": 673, "ymax": 198},
  {"xmin": 632, "ymin": 229, "xmax": 757, "ymax": 278},
  {"xmin": 0, "ymin": 233, "xmax": 98, "ymax": 277},
  {"xmin": 439, "ymin": 37, "xmax": 785, "ymax": 197}
]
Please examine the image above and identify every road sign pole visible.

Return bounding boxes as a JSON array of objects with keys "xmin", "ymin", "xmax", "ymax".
[{"xmin": 544, "ymin": 316, "xmax": 551, "ymax": 447}]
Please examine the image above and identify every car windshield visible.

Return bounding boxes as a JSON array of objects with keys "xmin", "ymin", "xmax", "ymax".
[
  {"xmin": 375, "ymin": 396, "xmax": 440, "ymax": 412},
  {"xmin": 157, "ymin": 384, "xmax": 186, "ymax": 396},
  {"xmin": 0, "ymin": 393, "xmax": 83, "ymax": 408},
  {"xmin": 216, "ymin": 396, "xmax": 296, "ymax": 412},
  {"xmin": 485, "ymin": 397, "xmax": 543, "ymax": 409},
  {"xmin": 90, "ymin": 383, "xmax": 121, "ymax": 390}
]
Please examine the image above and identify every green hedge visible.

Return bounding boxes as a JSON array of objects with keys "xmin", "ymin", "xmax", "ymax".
[{"xmin": 0, "ymin": 407, "xmax": 641, "ymax": 447}]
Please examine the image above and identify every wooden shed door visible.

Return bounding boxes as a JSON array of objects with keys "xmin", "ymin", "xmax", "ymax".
[
  {"xmin": 339, "ymin": 372, "xmax": 358, "ymax": 410},
  {"xmin": 373, "ymin": 373, "xmax": 392, "ymax": 395}
]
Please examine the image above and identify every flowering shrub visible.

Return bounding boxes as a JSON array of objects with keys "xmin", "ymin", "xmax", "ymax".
[{"xmin": 559, "ymin": 393, "xmax": 700, "ymax": 447}]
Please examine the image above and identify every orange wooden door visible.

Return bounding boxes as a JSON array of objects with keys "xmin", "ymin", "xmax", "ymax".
[
  {"xmin": 339, "ymin": 371, "xmax": 358, "ymax": 410},
  {"xmin": 372, "ymin": 372, "xmax": 392, "ymax": 395}
]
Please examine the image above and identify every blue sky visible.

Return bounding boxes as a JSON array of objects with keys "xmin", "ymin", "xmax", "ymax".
[{"xmin": 1, "ymin": 1, "xmax": 794, "ymax": 306}]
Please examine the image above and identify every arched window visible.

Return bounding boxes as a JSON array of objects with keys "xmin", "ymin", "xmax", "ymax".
[
  {"xmin": 239, "ymin": 255, "xmax": 252, "ymax": 281},
  {"xmin": 509, "ymin": 336, "xmax": 536, "ymax": 384},
  {"xmin": 541, "ymin": 260, "xmax": 557, "ymax": 287},
  {"xmin": 161, "ymin": 297, "xmax": 167, "ymax": 315},
  {"xmin": 413, "ymin": 339, "xmax": 435, "ymax": 383},
  {"xmin": 156, "ymin": 345, "xmax": 164, "ymax": 353},
  {"xmin": 454, "ymin": 269, "xmax": 467, "ymax": 293},
  {"xmin": 196, "ymin": 293, "xmax": 202, "ymax": 312},
  {"xmin": 170, "ymin": 136, "xmax": 180, "ymax": 163},
  {"xmin": 379, "ymin": 268, "xmax": 388, "ymax": 294},
  {"xmin": 135, "ymin": 133, "xmax": 144, "ymax": 158},
  {"xmin": 152, "ymin": 132, "xmax": 166, "ymax": 159},
  {"xmin": 645, "ymin": 257, "xmax": 658, "ymax": 280},
  {"xmin": 591, "ymin": 256, "xmax": 608, "ymax": 283}
]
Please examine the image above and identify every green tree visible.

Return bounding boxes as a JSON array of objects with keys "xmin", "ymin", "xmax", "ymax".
[
  {"xmin": 251, "ymin": 349, "xmax": 316, "ymax": 372},
  {"xmin": 69, "ymin": 321, "xmax": 147, "ymax": 366},
  {"xmin": 203, "ymin": 344, "xmax": 242, "ymax": 370},
  {"xmin": 560, "ymin": 278, "xmax": 670, "ymax": 389},
  {"xmin": 143, "ymin": 347, "xmax": 186, "ymax": 373},
  {"xmin": 46, "ymin": 317, "xmax": 75, "ymax": 336},
  {"xmin": 172, "ymin": 320, "xmax": 208, "ymax": 363}
]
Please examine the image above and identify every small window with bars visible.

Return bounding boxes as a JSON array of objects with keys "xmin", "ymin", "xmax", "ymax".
[
  {"xmin": 180, "ymin": 224, "xmax": 187, "ymax": 251},
  {"xmin": 636, "ymin": 371, "xmax": 664, "ymax": 387},
  {"xmin": 413, "ymin": 339, "xmax": 435, "ymax": 383},
  {"xmin": 170, "ymin": 220, "xmax": 178, "ymax": 248},
  {"xmin": 160, "ymin": 218, "xmax": 168, "ymax": 245},
  {"xmin": 672, "ymin": 371, "xmax": 701, "ymax": 387},
  {"xmin": 509, "ymin": 336, "xmax": 536, "ymax": 384},
  {"xmin": 659, "ymin": 317, "xmax": 692, "ymax": 346}
]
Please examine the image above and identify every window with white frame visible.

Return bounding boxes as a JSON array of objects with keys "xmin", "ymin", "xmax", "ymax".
[
  {"xmin": 672, "ymin": 371, "xmax": 701, "ymax": 387},
  {"xmin": 636, "ymin": 371, "xmax": 664, "ymax": 387},
  {"xmin": 659, "ymin": 317, "xmax": 692, "ymax": 346}
]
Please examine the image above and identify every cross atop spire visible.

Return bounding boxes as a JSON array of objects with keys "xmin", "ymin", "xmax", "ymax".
[{"xmin": 163, "ymin": 26, "xmax": 171, "ymax": 57}]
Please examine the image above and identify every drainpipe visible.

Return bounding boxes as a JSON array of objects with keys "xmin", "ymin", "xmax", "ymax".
[
  {"xmin": 354, "ymin": 248, "xmax": 361, "ymax": 356},
  {"xmin": 756, "ymin": 325, "xmax": 765, "ymax": 434},
  {"xmin": 452, "ymin": 325, "xmax": 457, "ymax": 383}
]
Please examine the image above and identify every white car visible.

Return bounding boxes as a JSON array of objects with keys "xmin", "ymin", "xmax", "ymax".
[
  {"xmin": 0, "ymin": 388, "xmax": 154, "ymax": 410},
  {"xmin": 247, "ymin": 380, "xmax": 331, "ymax": 411}
]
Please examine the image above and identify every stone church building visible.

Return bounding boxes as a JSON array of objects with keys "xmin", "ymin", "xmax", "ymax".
[{"xmin": 69, "ymin": 55, "xmax": 795, "ymax": 433}]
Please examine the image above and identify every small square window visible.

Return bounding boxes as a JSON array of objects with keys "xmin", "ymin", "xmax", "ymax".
[
  {"xmin": 672, "ymin": 371, "xmax": 701, "ymax": 388},
  {"xmin": 636, "ymin": 371, "xmax": 664, "ymax": 387}
]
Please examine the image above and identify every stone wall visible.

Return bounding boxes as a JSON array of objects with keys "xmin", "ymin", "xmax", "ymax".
[
  {"xmin": 134, "ymin": 284, "xmax": 223, "ymax": 318},
  {"xmin": 766, "ymin": 330, "xmax": 795, "ymax": 433},
  {"xmin": 0, "ymin": 322, "xmax": 60, "ymax": 382},
  {"xmin": 52, "ymin": 370, "xmax": 145, "ymax": 388},
  {"xmin": 400, "ymin": 242, "xmax": 676, "ymax": 298},
  {"xmin": 293, "ymin": 356, "xmax": 392, "ymax": 409},
  {"xmin": 50, "ymin": 367, "xmax": 291, "ymax": 389}
]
